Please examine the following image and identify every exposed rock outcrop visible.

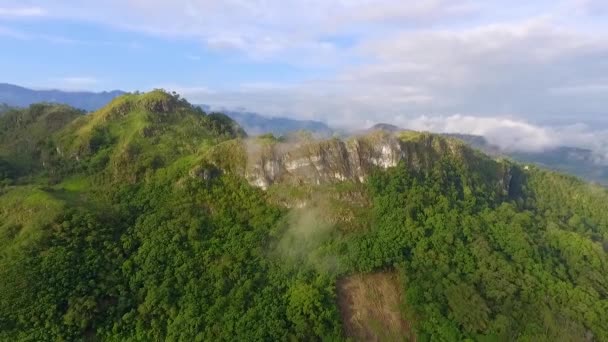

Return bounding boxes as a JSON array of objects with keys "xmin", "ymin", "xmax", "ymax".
[{"xmin": 202, "ymin": 131, "xmax": 518, "ymax": 197}]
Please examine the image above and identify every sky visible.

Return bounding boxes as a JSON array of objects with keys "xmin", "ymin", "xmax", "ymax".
[{"xmin": 1, "ymin": 0, "xmax": 608, "ymax": 154}]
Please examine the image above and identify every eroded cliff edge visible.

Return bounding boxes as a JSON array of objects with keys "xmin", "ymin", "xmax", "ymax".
[{"xmin": 197, "ymin": 130, "xmax": 521, "ymax": 199}]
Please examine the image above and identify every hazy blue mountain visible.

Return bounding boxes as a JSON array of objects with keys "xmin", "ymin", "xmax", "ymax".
[
  {"xmin": 200, "ymin": 106, "xmax": 334, "ymax": 136},
  {"xmin": 509, "ymin": 147, "xmax": 608, "ymax": 185},
  {"xmin": 367, "ymin": 123, "xmax": 403, "ymax": 132},
  {"xmin": 0, "ymin": 83, "xmax": 125, "ymax": 111},
  {"xmin": 444, "ymin": 133, "xmax": 608, "ymax": 185}
]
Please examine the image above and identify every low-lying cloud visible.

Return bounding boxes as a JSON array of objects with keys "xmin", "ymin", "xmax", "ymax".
[
  {"xmin": 395, "ymin": 114, "xmax": 608, "ymax": 164},
  {"xmin": 403, "ymin": 115, "xmax": 556, "ymax": 152},
  {"xmin": 0, "ymin": 6, "xmax": 46, "ymax": 18}
]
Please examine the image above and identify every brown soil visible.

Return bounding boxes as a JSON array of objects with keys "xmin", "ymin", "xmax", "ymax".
[{"xmin": 337, "ymin": 272, "xmax": 415, "ymax": 342}]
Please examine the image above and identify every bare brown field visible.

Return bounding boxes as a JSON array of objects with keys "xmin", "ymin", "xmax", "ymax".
[{"xmin": 337, "ymin": 272, "xmax": 415, "ymax": 342}]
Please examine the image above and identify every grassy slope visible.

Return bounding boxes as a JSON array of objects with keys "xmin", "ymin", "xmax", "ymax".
[
  {"xmin": 0, "ymin": 104, "xmax": 83, "ymax": 176},
  {"xmin": 0, "ymin": 90, "xmax": 244, "ymax": 283}
]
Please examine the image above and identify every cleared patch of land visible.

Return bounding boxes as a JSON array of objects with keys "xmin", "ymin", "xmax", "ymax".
[{"xmin": 337, "ymin": 272, "xmax": 415, "ymax": 342}]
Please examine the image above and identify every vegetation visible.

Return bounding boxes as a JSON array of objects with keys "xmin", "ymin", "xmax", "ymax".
[
  {"xmin": 0, "ymin": 90, "xmax": 607, "ymax": 341},
  {"xmin": 343, "ymin": 160, "xmax": 608, "ymax": 341},
  {"xmin": 0, "ymin": 103, "xmax": 11, "ymax": 114},
  {"xmin": 0, "ymin": 103, "xmax": 83, "ymax": 179}
]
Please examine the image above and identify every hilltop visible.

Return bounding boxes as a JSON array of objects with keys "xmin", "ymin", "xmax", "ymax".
[
  {"xmin": 0, "ymin": 91, "xmax": 607, "ymax": 341},
  {"xmin": 0, "ymin": 83, "xmax": 333, "ymax": 136}
]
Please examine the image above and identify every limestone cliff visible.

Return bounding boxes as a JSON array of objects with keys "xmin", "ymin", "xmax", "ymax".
[{"xmin": 201, "ymin": 131, "xmax": 519, "ymax": 197}]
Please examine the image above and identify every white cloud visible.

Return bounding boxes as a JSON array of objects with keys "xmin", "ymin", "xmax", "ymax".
[
  {"xmin": 158, "ymin": 85, "xmax": 215, "ymax": 98},
  {"xmin": 25, "ymin": 0, "xmax": 482, "ymax": 65},
  {"xmin": 0, "ymin": 25, "xmax": 30, "ymax": 39},
  {"xmin": 400, "ymin": 115, "xmax": 557, "ymax": 152},
  {"xmin": 0, "ymin": 23, "xmax": 142, "ymax": 49},
  {"xmin": 395, "ymin": 114, "xmax": 608, "ymax": 163},
  {"xmin": 0, "ymin": 6, "xmax": 46, "ymax": 17},
  {"xmin": 53, "ymin": 77, "xmax": 100, "ymax": 89},
  {"xmin": 575, "ymin": 0, "xmax": 608, "ymax": 16},
  {"xmin": 548, "ymin": 84, "xmax": 608, "ymax": 95}
]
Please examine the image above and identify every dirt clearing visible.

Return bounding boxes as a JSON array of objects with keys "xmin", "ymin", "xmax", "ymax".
[{"xmin": 337, "ymin": 272, "xmax": 415, "ymax": 341}]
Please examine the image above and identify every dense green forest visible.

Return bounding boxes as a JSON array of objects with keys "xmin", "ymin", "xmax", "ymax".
[{"xmin": 0, "ymin": 90, "xmax": 607, "ymax": 341}]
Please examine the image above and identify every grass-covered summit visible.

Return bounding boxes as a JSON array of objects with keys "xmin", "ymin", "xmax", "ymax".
[
  {"xmin": 0, "ymin": 90, "xmax": 244, "ymax": 185},
  {"xmin": 54, "ymin": 90, "xmax": 245, "ymax": 182},
  {"xmin": 0, "ymin": 90, "xmax": 607, "ymax": 341}
]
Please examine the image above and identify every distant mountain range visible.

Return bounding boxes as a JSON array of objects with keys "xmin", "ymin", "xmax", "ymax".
[
  {"xmin": 0, "ymin": 83, "xmax": 126, "ymax": 111},
  {"xmin": 445, "ymin": 133, "xmax": 608, "ymax": 185},
  {"xmin": 211, "ymin": 108, "xmax": 333, "ymax": 137}
]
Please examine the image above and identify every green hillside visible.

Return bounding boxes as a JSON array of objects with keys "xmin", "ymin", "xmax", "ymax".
[
  {"xmin": 0, "ymin": 103, "xmax": 83, "ymax": 180},
  {"xmin": 1, "ymin": 90, "xmax": 607, "ymax": 341}
]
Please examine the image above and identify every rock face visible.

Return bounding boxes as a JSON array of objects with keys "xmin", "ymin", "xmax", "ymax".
[
  {"xmin": 203, "ymin": 131, "xmax": 515, "ymax": 196},
  {"xmin": 244, "ymin": 134, "xmax": 405, "ymax": 189}
]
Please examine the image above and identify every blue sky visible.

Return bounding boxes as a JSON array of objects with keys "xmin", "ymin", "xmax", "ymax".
[
  {"xmin": 0, "ymin": 17, "xmax": 319, "ymax": 91},
  {"xmin": 1, "ymin": 0, "xmax": 608, "ymax": 155}
]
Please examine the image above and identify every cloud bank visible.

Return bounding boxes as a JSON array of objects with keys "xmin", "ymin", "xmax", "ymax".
[{"xmin": 400, "ymin": 115, "xmax": 608, "ymax": 162}]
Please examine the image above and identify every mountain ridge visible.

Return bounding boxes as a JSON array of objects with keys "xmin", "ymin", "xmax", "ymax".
[
  {"xmin": 0, "ymin": 83, "xmax": 334, "ymax": 136},
  {"xmin": 1, "ymin": 82, "xmax": 605, "ymax": 185},
  {"xmin": 370, "ymin": 123, "xmax": 608, "ymax": 185}
]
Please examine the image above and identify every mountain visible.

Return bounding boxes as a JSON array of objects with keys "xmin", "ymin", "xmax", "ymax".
[
  {"xmin": 201, "ymin": 106, "xmax": 334, "ymax": 137},
  {"xmin": 444, "ymin": 132, "xmax": 608, "ymax": 185},
  {"xmin": 510, "ymin": 147, "xmax": 608, "ymax": 184},
  {"xmin": 0, "ymin": 103, "xmax": 84, "ymax": 176},
  {"xmin": 1, "ymin": 91, "xmax": 608, "ymax": 341},
  {"xmin": 0, "ymin": 84, "xmax": 333, "ymax": 136},
  {"xmin": 367, "ymin": 123, "xmax": 403, "ymax": 132},
  {"xmin": 366, "ymin": 125, "xmax": 608, "ymax": 185},
  {"xmin": 0, "ymin": 83, "xmax": 125, "ymax": 111},
  {"xmin": 3, "ymin": 82, "xmax": 603, "ymax": 185}
]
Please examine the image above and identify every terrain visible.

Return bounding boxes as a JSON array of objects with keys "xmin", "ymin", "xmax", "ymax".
[
  {"xmin": 0, "ymin": 83, "xmax": 333, "ymax": 136},
  {"xmin": 2, "ymin": 83, "xmax": 606, "ymax": 185},
  {"xmin": 0, "ymin": 90, "xmax": 607, "ymax": 341},
  {"xmin": 337, "ymin": 272, "xmax": 414, "ymax": 341},
  {"xmin": 446, "ymin": 133, "xmax": 608, "ymax": 185},
  {"xmin": 214, "ymin": 107, "xmax": 333, "ymax": 137}
]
